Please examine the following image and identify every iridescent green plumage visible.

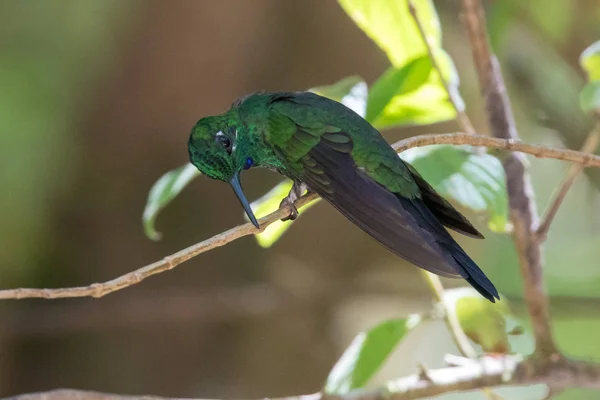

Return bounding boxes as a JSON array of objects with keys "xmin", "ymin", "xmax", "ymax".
[{"xmin": 188, "ymin": 92, "xmax": 499, "ymax": 302}]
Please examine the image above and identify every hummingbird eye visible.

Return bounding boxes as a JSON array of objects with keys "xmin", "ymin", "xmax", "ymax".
[{"xmin": 216, "ymin": 134, "xmax": 232, "ymax": 154}]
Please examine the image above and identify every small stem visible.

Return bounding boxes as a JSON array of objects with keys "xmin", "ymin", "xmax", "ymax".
[
  {"xmin": 421, "ymin": 272, "xmax": 476, "ymax": 358},
  {"xmin": 535, "ymin": 126, "xmax": 600, "ymax": 243},
  {"xmin": 421, "ymin": 272, "xmax": 504, "ymax": 400}
]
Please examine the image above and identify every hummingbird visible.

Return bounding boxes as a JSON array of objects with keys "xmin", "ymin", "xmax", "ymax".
[{"xmin": 188, "ymin": 91, "xmax": 499, "ymax": 302}]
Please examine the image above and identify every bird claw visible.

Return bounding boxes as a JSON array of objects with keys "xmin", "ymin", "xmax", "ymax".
[
  {"xmin": 279, "ymin": 181, "xmax": 306, "ymax": 222},
  {"xmin": 280, "ymin": 198, "xmax": 299, "ymax": 221}
]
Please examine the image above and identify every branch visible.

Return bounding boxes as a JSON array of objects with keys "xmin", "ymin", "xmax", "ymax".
[
  {"xmin": 0, "ymin": 191, "xmax": 318, "ymax": 300},
  {"xmin": 390, "ymin": 133, "xmax": 600, "ymax": 167},
  {"xmin": 1, "ymin": 133, "xmax": 600, "ymax": 300},
  {"xmin": 461, "ymin": 0, "xmax": 556, "ymax": 357},
  {"xmin": 535, "ymin": 126, "xmax": 600, "ymax": 243},
  {"xmin": 5, "ymin": 356, "xmax": 600, "ymax": 400}
]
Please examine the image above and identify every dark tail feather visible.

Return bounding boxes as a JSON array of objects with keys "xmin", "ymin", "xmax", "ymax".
[
  {"xmin": 399, "ymin": 196, "xmax": 500, "ymax": 302},
  {"xmin": 449, "ymin": 246, "xmax": 499, "ymax": 302}
]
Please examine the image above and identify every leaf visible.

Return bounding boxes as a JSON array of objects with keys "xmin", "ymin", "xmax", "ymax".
[
  {"xmin": 325, "ymin": 316, "xmax": 422, "ymax": 394},
  {"xmin": 338, "ymin": 0, "xmax": 459, "ymax": 128},
  {"xmin": 143, "ymin": 163, "xmax": 200, "ymax": 241},
  {"xmin": 579, "ymin": 41, "xmax": 600, "ymax": 114},
  {"xmin": 401, "ymin": 145, "xmax": 509, "ymax": 233},
  {"xmin": 247, "ymin": 180, "xmax": 320, "ymax": 248},
  {"xmin": 367, "ymin": 50, "xmax": 461, "ymax": 128},
  {"xmin": 443, "ymin": 288, "xmax": 530, "ymax": 355},
  {"xmin": 580, "ymin": 81, "xmax": 600, "ymax": 114},
  {"xmin": 338, "ymin": 0, "xmax": 440, "ymax": 67},
  {"xmin": 366, "ymin": 56, "xmax": 433, "ymax": 123},
  {"xmin": 312, "ymin": 76, "xmax": 368, "ymax": 118},
  {"xmin": 580, "ymin": 41, "xmax": 600, "ymax": 82},
  {"xmin": 369, "ymin": 70, "xmax": 457, "ymax": 129}
]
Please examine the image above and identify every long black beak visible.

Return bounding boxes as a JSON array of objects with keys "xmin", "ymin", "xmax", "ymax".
[{"xmin": 229, "ymin": 173, "xmax": 259, "ymax": 229}]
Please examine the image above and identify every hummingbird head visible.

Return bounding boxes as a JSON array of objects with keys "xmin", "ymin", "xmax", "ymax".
[{"xmin": 188, "ymin": 115, "xmax": 260, "ymax": 228}]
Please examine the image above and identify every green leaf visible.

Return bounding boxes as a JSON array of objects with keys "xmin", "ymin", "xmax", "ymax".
[
  {"xmin": 443, "ymin": 288, "xmax": 530, "ymax": 355},
  {"xmin": 580, "ymin": 81, "xmax": 600, "ymax": 114},
  {"xmin": 247, "ymin": 180, "xmax": 320, "ymax": 248},
  {"xmin": 401, "ymin": 145, "xmax": 509, "ymax": 233},
  {"xmin": 580, "ymin": 41, "xmax": 600, "ymax": 82},
  {"xmin": 325, "ymin": 316, "xmax": 421, "ymax": 394},
  {"xmin": 338, "ymin": 0, "xmax": 459, "ymax": 128},
  {"xmin": 368, "ymin": 55, "xmax": 458, "ymax": 128},
  {"xmin": 338, "ymin": 0, "xmax": 440, "ymax": 67},
  {"xmin": 366, "ymin": 56, "xmax": 433, "ymax": 123},
  {"xmin": 312, "ymin": 76, "xmax": 368, "ymax": 118},
  {"xmin": 143, "ymin": 163, "xmax": 200, "ymax": 241}
]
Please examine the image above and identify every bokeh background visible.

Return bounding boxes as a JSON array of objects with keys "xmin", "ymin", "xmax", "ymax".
[{"xmin": 2, "ymin": 1, "xmax": 600, "ymax": 399}]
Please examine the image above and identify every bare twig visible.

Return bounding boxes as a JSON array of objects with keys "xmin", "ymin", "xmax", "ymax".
[
  {"xmin": 1, "ymin": 132, "xmax": 600, "ymax": 300},
  {"xmin": 461, "ymin": 0, "xmax": 557, "ymax": 357},
  {"xmin": 5, "ymin": 356, "xmax": 600, "ymax": 400},
  {"xmin": 391, "ymin": 133, "xmax": 600, "ymax": 167},
  {"xmin": 535, "ymin": 126, "xmax": 600, "ymax": 243},
  {"xmin": 0, "ymin": 193, "xmax": 318, "ymax": 299},
  {"xmin": 408, "ymin": 0, "xmax": 476, "ymax": 134}
]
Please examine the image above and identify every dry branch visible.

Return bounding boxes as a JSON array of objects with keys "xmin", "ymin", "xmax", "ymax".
[
  {"xmin": 5, "ymin": 355, "xmax": 600, "ymax": 400},
  {"xmin": 1, "ymin": 133, "xmax": 600, "ymax": 300},
  {"xmin": 461, "ymin": 0, "xmax": 557, "ymax": 358}
]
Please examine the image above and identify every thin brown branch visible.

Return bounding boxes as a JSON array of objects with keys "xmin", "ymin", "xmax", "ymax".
[
  {"xmin": 461, "ymin": 0, "xmax": 556, "ymax": 357},
  {"xmin": 1, "ymin": 132, "xmax": 600, "ymax": 300},
  {"xmin": 0, "ymin": 193, "xmax": 318, "ymax": 300},
  {"xmin": 391, "ymin": 133, "xmax": 600, "ymax": 167},
  {"xmin": 5, "ymin": 356, "xmax": 600, "ymax": 400},
  {"xmin": 535, "ymin": 126, "xmax": 600, "ymax": 243},
  {"xmin": 407, "ymin": 1, "xmax": 476, "ymax": 134}
]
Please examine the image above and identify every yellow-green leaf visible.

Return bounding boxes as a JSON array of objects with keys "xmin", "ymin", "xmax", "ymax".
[
  {"xmin": 580, "ymin": 41, "xmax": 600, "ymax": 82},
  {"xmin": 338, "ymin": 0, "xmax": 440, "ymax": 67}
]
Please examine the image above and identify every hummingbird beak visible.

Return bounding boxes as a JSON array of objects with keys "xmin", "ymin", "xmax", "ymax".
[{"xmin": 229, "ymin": 173, "xmax": 259, "ymax": 229}]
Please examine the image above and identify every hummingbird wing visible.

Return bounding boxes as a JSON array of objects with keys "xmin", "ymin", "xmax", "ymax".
[{"xmin": 266, "ymin": 93, "xmax": 498, "ymax": 302}]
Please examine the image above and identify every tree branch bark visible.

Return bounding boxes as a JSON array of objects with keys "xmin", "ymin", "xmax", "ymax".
[
  {"xmin": 5, "ymin": 355, "xmax": 600, "ymax": 400},
  {"xmin": 462, "ymin": 0, "xmax": 559, "ymax": 359},
  {"xmin": 1, "ymin": 132, "xmax": 600, "ymax": 300}
]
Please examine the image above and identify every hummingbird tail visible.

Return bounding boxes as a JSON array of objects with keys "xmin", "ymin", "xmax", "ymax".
[
  {"xmin": 400, "ymin": 197, "xmax": 500, "ymax": 302},
  {"xmin": 447, "ymin": 243, "xmax": 499, "ymax": 302}
]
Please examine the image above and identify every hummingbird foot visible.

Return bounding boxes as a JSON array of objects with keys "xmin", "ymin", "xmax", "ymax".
[{"xmin": 280, "ymin": 181, "xmax": 308, "ymax": 221}]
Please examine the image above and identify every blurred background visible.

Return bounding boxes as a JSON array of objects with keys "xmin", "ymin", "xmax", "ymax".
[{"xmin": 1, "ymin": 0, "xmax": 600, "ymax": 399}]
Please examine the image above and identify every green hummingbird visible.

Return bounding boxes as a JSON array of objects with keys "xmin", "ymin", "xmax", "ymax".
[{"xmin": 188, "ymin": 91, "xmax": 499, "ymax": 302}]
